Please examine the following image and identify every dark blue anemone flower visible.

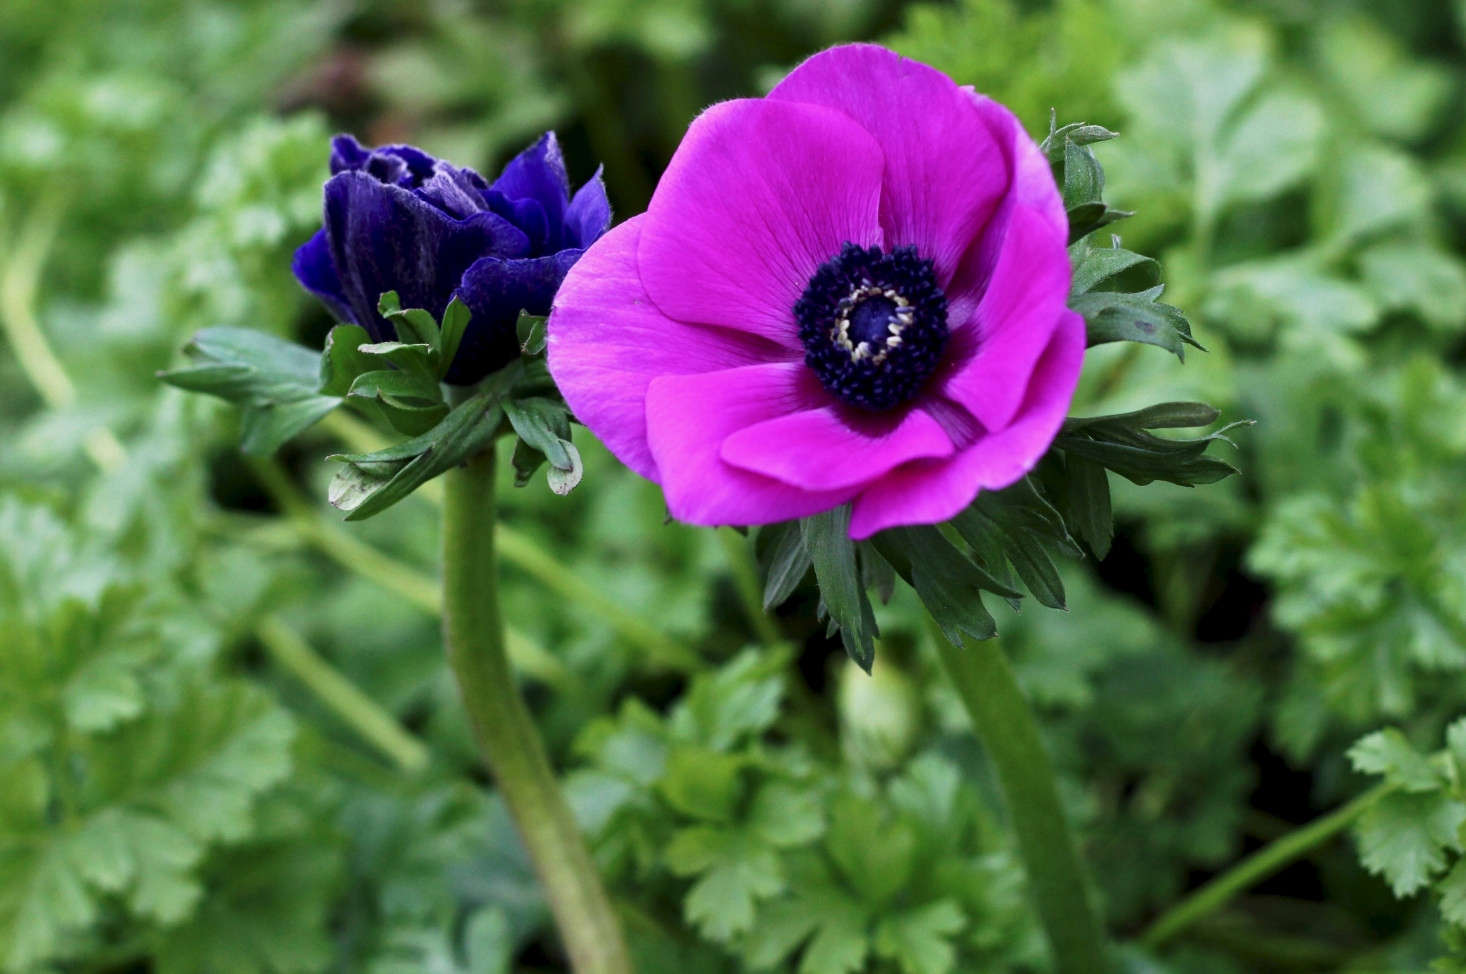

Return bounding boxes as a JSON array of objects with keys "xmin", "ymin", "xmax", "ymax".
[{"xmin": 293, "ymin": 133, "xmax": 611, "ymax": 384}]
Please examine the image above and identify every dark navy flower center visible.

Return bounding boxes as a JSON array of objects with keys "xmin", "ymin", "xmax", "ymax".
[{"xmin": 795, "ymin": 243, "xmax": 948, "ymax": 411}]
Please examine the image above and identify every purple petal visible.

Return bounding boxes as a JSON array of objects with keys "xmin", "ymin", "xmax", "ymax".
[
  {"xmin": 547, "ymin": 216, "xmax": 782, "ymax": 480},
  {"xmin": 492, "ymin": 132, "xmax": 570, "ymax": 235},
  {"xmin": 769, "ymin": 44, "xmax": 1011, "ymax": 285},
  {"xmin": 645, "ymin": 362, "xmax": 852, "ymax": 526},
  {"xmin": 638, "ymin": 97, "xmax": 883, "ymax": 350},
  {"xmin": 721, "ymin": 404, "xmax": 954, "ymax": 492},
  {"xmin": 944, "ymin": 93, "xmax": 1068, "ymax": 327},
  {"xmin": 418, "ymin": 163, "xmax": 490, "ymax": 218},
  {"xmin": 564, "ymin": 167, "xmax": 612, "ymax": 249},
  {"xmin": 291, "ymin": 229, "xmax": 353, "ymax": 323},
  {"xmin": 849, "ymin": 311, "xmax": 1085, "ymax": 540},
  {"xmin": 329, "ymin": 134, "xmax": 370, "ymax": 174},
  {"xmin": 449, "ymin": 249, "xmax": 581, "ymax": 384},
  {"xmin": 322, "ymin": 170, "xmax": 528, "ymax": 343},
  {"xmin": 935, "ymin": 206, "xmax": 1073, "ymax": 432}
]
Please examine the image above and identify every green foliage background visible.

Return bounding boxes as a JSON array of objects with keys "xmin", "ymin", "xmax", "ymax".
[{"xmin": 3, "ymin": 0, "xmax": 1466, "ymax": 970}]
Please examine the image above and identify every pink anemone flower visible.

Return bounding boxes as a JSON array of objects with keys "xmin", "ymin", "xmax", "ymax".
[{"xmin": 547, "ymin": 43, "xmax": 1084, "ymax": 539}]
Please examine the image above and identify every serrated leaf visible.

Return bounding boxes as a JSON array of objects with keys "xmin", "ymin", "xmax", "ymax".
[
  {"xmin": 1349, "ymin": 729, "xmax": 1446, "ymax": 792},
  {"xmin": 748, "ymin": 781, "xmax": 825, "ymax": 849},
  {"xmin": 872, "ymin": 900, "xmax": 965, "ymax": 974},
  {"xmin": 665, "ymin": 827, "xmax": 783, "ymax": 943},
  {"xmin": 1069, "ymin": 238, "xmax": 1157, "ymax": 296},
  {"xmin": 1355, "ymin": 791, "xmax": 1466, "ymax": 897},
  {"xmin": 1071, "ymin": 285, "xmax": 1201, "ymax": 359},
  {"xmin": 1058, "ymin": 403, "xmax": 1241, "ymax": 487},
  {"xmin": 873, "ymin": 527, "xmax": 1003, "ymax": 645}
]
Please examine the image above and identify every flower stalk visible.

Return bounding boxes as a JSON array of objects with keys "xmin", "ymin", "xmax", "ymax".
[
  {"xmin": 441, "ymin": 441, "xmax": 631, "ymax": 974},
  {"xmin": 927, "ymin": 621, "xmax": 1105, "ymax": 973}
]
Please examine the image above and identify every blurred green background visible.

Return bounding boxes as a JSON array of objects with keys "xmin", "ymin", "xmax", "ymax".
[{"xmin": 4, "ymin": 0, "xmax": 1466, "ymax": 971}]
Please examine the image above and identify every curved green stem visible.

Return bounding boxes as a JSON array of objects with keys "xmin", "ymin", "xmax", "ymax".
[
  {"xmin": 442, "ymin": 445, "xmax": 631, "ymax": 974},
  {"xmin": 928, "ymin": 622, "xmax": 1105, "ymax": 973},
  {"xmin": 1141, "ymin": 781, "xmax": 1396, "ymax": 948},
  {"xmin": 256, "ymin": 614, "xmax": 430, "ymax": 773},
  {"xmin": 1, "ymin": 194, "xmax": 126, "ymax": 473}
]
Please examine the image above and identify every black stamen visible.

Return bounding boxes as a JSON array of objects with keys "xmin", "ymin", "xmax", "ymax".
[{"xmin": 795, "ymin": 243, "xmax": 948, "ymax": 411}]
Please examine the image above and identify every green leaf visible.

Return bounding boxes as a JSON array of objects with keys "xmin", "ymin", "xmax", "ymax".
[
  {"xmin": 872, "ymin": 900, "xmax": 965, "ymax": 974},
  {"xmin": 759, "ymin": 521, "xmax": 811, "ymax": 611},
  {"xmin": 1355, "ymin": 791, "xmax": 1466, "ymax": 897},
  {"xmin": 1058, "ymin": 403, "xmax": 1242, "ymax": 487},
  {"xmin": 359, "ymin": 341, "xmax": 438, "ymax": 381},
  {"xmin": 1349, "ymin": 729, "xmax": 1446, "ymax": 792},
  {"xmin": 659, "ymin": 746, "xmax": 745, "ymax": 823},
  {"xmin": 437, "ymin": 298, "xmax": 472, "ymax": 374},
  {"xmin": 1058, "ymin": 454, "xmax": 1113, "ymax": 559},
  {"xmin": 665, "ymin": 827, "xmax": 783, "ymax": 943},
  {"xmin": 516, "ymin": 311, "xmax": 547, "ymax": 356},
  {"xmin": 1040, "ymin": 118, "xmax": 1119, "ymax": 161},
  {"xmin": 826, "ymin": 792, "xmax": 917, "ymax": 907},
  {"xmin": 872, "ymin": 527, "xmax": 1002, "ymax": 645},
  {"xmin": 1358, "ymin": 242, "xmax": 1466, "ymax": 333},
  {"xmin": 347, "ymin": 369, "xmax": 445, "ymax": 407},
  {"xmin": 502, "ymin": 396, "xmax": 573, "ymax": 470},
  {"xmin": 747, "ymin": 782, "xmax": 825, "ymax": 849},
  {"xmin": 1441, "ymin": 860, "xmax": 1466, "ymax": 928},
  {"xmin": 1071, "ymin": 285, "xmax": 1200, "ymax": 359},
  {"xmin": 318, "ymin": 323, "xmax": 373, "ymax": 396},
  {"xmin": 1069, "ymin": 237, "xmax": 1157, "ymax": 296},
  {"xmin": 803, "ymin": 508, "xmax": 877, "ymax": 671},
  {"xmin": 378, "ymin": 290, "xmax": 440, "ymax": 347},
  {"xmin": 0, "ymin": 682, "xmax": 295, "ymax": 971},
  {"xmin": 328, "ymin": 393, "xmax": 503, "ymax": 520},
  {"xmin": 159, "ymin": 326, "xmax": 339, "ymax": 453}
]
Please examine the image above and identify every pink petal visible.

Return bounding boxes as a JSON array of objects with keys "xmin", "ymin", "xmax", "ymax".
[
  {"xmin": 849, "ymin": 310, "xmax": 1085, "ymax": 540},
  {"xmin": 645, "ymin": 362, "xmax": 853, "ymax": 526},
  {"xmin": 547, "ymin": 216, "xmax": 783, "ymax": 481},
  {"xmin": 769, "ymin": 44, "xmax": 1011, "ymax": 285},
  {"xmin": 721, "ymin": 404, "xmax": 954, "ymax": 492},
  {"xmin": 933, "ymin": 205, "xmax": 1072, "ymax": 433},
  {"xmin": 944, "ymin": 92, "xmax": 1068, "ymax": 329},
  {"xmin": 638, "ymin": 98, "xmax": 884, "ymax": 350}
]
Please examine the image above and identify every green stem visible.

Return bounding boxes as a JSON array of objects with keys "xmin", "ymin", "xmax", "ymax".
[
  {"xmin": 717, "ymin": 528, "xmax": 784, "ymax": 647},
  {"xmin": 1141, "ymin": 781, "xmax": 1396, "ymax": 949},
  {"xmin": 441, "ymin": 446, "xmax": 631, "ymax": 974},
  {"xmin": 256, "ymin": 614, "xmax": 430, "ymax": 773},
  {"xmin": 322, "ymin": 410, "xmax": 698, "ymax": 673},
  {"xmin": 928, "ymin": 622, "xmax": 1105, "ymax": 973},
  {"xmin": 0, "ymin": 195, "xmax": 126, "ymax": 473}
]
